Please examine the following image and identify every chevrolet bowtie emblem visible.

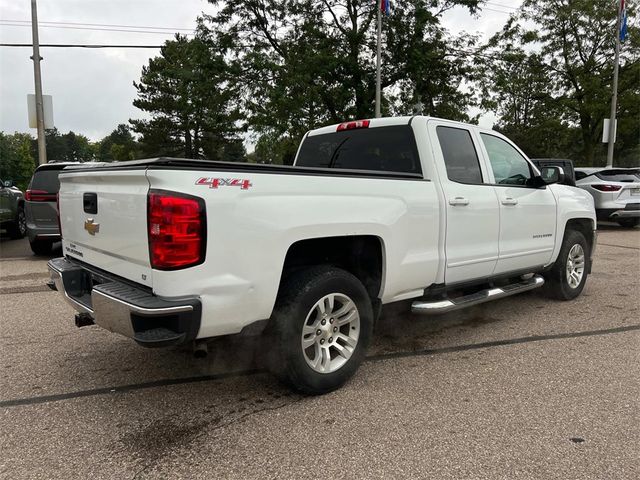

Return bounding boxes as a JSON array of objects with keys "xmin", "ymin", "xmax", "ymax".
[{"xmin": 84, "ymin": 218, "xmax": 100, "ymax": 236}]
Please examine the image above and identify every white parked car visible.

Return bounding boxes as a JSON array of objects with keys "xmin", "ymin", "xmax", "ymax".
[
  {"xmin": 575, "ymin": 167, "xmax": 640, "ymax": 228},
  {"xmin": 48, "ymin": 116, "xmax": 596, "ymax": 394}
]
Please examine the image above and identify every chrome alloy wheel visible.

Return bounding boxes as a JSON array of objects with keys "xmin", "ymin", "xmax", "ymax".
[
  {"xmin": 301, "ymin": 293, "xmax": 360, "ymax": 374},
  {"xmin": 566, "ymin": 244, "xmax": 585, "ymax": 289},
  {"xmin": 17, "ymin": 209, "xmax": 27, "ymax": 236}
]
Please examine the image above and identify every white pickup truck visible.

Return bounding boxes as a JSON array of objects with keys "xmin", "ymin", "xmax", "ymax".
[{"xmin": 49, "ymin": 116, "xmax": 596, "ymax": 394}]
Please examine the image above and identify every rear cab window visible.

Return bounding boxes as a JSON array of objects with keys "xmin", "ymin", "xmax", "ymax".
[{"xmin": 296, "ymin": 125, "xmax": 422, "ymax": 175}]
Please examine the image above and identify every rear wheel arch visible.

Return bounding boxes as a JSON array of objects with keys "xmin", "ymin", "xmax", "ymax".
[{"xmin": 279, "ymin": 235, "xmax": 385, "ymax": 303}]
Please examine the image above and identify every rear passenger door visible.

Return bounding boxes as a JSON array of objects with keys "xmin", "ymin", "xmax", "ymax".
[
  {"xmin": 478, "ymin": 133, "xmax": 557, "ymax": 274},
  {"xmin": 428, "ymin": 122, "xmax": 500, "ymax": 284}
]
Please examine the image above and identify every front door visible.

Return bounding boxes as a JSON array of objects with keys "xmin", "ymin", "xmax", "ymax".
[{"xmin": 478, "ymin": 133, "xmax": 557, "ymax": 274}]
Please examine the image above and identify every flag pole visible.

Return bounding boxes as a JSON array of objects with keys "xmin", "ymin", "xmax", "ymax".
[
  {"xmin": 606, "ymin": 0, "xmax": 623, "ymax": 168},
  {"xmin": 375, "ymin": 2, "xmax": 382, "ymax": 118}
]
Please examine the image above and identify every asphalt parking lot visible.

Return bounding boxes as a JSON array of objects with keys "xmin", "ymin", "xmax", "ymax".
[{"xmin": 1, "ymin": 226, "xmax": 639, "ymax": 479}]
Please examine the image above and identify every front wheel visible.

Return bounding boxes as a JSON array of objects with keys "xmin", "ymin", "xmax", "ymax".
[
  {"xmin": 266, "ymin": 266, "xmax": 373, "ymax": 395},
  {"xmin": 542, "ymin": 230, "xmax": 589, "ymax": 301}
]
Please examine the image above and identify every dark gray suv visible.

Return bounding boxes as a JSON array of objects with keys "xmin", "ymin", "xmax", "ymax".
[{"xmin": 24, "ymin": 163, "xmax": 71, "ymax": 255}]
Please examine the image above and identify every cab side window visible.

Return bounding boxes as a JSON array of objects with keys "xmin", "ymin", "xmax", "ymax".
[
  {"xmin": 480, "ymin": 134, "xmax": 532, "ymax": 186},
  {"xmin": 436, "ymin": 126, "xmax": 483, "ymax": 184}
]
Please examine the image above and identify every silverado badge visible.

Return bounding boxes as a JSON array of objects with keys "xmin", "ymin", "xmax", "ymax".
[{"xmin": 84, "ymin": 218, "xmax": 100, "ymax": 236}]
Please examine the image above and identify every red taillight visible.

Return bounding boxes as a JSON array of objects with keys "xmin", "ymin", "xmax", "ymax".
[
  {"xmin": 148, "ymin": 190, "xmax": 206, "ymax": 270},
  {"xmin": 336, "ymin": 119, "xmax": 370, "ymax": 131},
  {"xmin": 25, "ymin": 189, "xmax": 57, "ymax": 202},
  {"xmin": 591, "ymin": 184, "xmax": 622, "ymax": 192}
]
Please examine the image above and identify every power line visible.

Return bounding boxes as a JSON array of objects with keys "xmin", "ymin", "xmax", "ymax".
[
  {"xmin": 0, "ymin": 42, "xmax": 517, "ymax": 62},
  {"xmin": 0, "ymin": 18, "xmax": 195, "ymax": 32},
  {"xmin": 0, "ymin": 43, "xmax": 163, "ymax": 48},
  {"xmin": 1, "ymin": 19, "xmax": 195, "ymax": 31},
  {"xmin": 0, "ymin": 22, "xmax": 194, "ymax": 35},
  {"xmin": 485, "ymin": 1, "xmax": 518, "ymax": 11},
  {"xmin": 481, "ymin": 6, "xmax": 514, "ymax": 15}
]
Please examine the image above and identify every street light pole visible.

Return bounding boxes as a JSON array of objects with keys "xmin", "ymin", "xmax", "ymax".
[
  {"xmin": 31, "ymin": 0, "xmax": 47, "ymax": 165},
  {"xmin": 606, "ymin": 0, "xmax": 623, "ymax": 169}
]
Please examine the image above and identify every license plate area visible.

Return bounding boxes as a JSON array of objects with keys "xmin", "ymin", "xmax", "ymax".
[{"xmin": 631, "ymin": 188, "xmax": 640, "ymax": 196}]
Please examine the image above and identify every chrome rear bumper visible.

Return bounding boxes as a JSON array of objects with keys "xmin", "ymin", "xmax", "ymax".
[{"xmin": 48, "ymin": 257, "xmax": 201, "ymax": 347}]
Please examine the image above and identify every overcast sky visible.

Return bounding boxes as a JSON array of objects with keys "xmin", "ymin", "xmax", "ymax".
[{"xmin": 0, "ymin": 0, "xmax": 521, "ymax": 141}]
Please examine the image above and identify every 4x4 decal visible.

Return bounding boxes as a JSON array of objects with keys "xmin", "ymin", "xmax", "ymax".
[{"xmin": 195, "ymin": 177, "xmax": 252, "ymax": 190}]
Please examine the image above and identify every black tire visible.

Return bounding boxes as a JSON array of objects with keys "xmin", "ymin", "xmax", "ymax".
[
  {"xmin": 266, "ymin": 266, "xmax": 374, "ymax": 395},
  {"xmin": 617, "ymin": 218, "xmax": 640, "ymax": 228},
  {"xmin": 542, "ymin": 229, "xmax": 589, "ymax": 301},
  {"xmin": 6, "ymin": 207, "xmax": 26, "ymax": 239},
  {"xmin": 30, "ymin": 238, "xmax": 53, "ymax": 256}
]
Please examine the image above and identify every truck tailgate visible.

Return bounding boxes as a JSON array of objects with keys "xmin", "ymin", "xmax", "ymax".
[{"xmin": 58, "ymin": 169, "xmax": 152, "ymax": 288}]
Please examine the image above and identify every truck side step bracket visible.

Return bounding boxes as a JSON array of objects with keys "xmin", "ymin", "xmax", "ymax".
[{"xmin": 411, "ymin": 275, "xmax": 545, "ymax": 315}]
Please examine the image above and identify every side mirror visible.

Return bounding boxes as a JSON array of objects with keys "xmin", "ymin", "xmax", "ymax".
[
  {"xmin": 3, "ymin": 180, "xmax": 13, "ymax": 188},
  {"xmin": 540, "ymin": 166, "xmax": 565, "ymax": 185}
]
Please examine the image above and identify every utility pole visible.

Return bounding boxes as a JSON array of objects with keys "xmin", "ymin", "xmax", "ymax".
[
  {"xmin": 375, "ymin": 2, "xmax": 382, "ymax": 118},
  {"xmin": 31, "ymin": 0, "xmax": 47, "ymax": 165},
  {"xmin": 606, "ymin": 0, "xmax": 623, "ymax": 169}
]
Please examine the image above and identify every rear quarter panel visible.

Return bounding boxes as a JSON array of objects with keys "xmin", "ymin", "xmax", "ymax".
[{"xmin": 146, "ymin": 168, "xmax": 440, "ymax": 338}]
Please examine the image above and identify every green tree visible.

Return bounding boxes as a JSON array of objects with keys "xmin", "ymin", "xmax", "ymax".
[
  {"xmin": 482, "ymin": 0, "xmax": 639, "ymax": 166},
  {"xmin": 131, "ymin": 34, "xmax": 244, "ymax": 160},
  {"xmin": 0, "ymin": 132, "xmax": 36, "ymax": 190},
  {"xmin": 476, "ymin": 49, "xmax": 577, "ymax": 159},
  {"xmin": 37, "ymin": 128, "xmax": 95, "ymax": 162},
  {"xmin": 204, "ymin": 0, "xmax": 481, "ymax": 163},
  {"xmin": 97, "ymin": 124, "xmax": 141, "ymax": 162}
]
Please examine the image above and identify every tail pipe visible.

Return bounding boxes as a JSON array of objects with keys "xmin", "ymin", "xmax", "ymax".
[{"xmin": 75, "ymin": 313, "xmax": 95, "ymax": 327}]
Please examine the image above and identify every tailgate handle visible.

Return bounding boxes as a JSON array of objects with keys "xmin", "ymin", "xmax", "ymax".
[{"xmin": 83, "ymin": 193, "xmax": 98, "ymax": 214}]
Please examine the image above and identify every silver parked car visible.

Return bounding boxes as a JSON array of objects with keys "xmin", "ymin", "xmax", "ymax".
[{"xmin": 575, "ymin": 167, "xmax": 640, "ymax": 228}]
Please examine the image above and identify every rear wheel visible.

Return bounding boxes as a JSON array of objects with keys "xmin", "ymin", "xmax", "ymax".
[
  {"xmin": 617, "ymin": 218, "xmax": 640, "ymax": 228},
  {"xmin": 30, "ymin": 238, "xmax": 53, "ymax": 256},
  {"xmin": 542, "ymin": 230, "xmax": 589, "ymax": 301},
  {"xmin": 6, "ymin": 207, "xmax": 26, "ymax": 239},
  {"xmin": 266, "ymin": 266, "xmax": 373, "ymax": 395}
]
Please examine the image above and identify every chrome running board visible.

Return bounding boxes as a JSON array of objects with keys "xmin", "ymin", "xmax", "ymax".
[{"xmin": 411, "ymin": 275, "xmax": 545, "ymax": 315}]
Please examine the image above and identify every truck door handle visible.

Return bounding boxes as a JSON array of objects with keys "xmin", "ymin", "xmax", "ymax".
[
  {"xmin": 449, "ymin": 197, "xmax": 469, "ymax": 206},
  {"xmin": 501, "ymin": 197, "xmax": 518, "ymax": 206}
]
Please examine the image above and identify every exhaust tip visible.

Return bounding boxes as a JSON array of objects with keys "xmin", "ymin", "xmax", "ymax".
[
  {"xmin": 193, "ymin": 341, "xmax": 208, "ymax": 358},
  {"xmin": 75, "ymin": 313, "xmax": 95, "ymax": 328}
]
